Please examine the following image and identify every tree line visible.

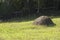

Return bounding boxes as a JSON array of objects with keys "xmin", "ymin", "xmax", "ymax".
[{"xmin": 0, "ymin": 0, "xmax": 60, "ymax": 20}]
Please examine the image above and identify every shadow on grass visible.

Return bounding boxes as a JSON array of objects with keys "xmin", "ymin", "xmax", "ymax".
[
  {"xmin": 0, "ymin": 16, "xmax": 38, "ymax": 23},
  {"xmin": 50, "ymin": 16, "xmax": 60, "ymax": 19},
  {"xmin": 0, "ymin": 15, "xmax": 60, "ymax": 23},
  {"xmin": 46, "ymin": 24, "xmax": 56, "ymax": 27}
]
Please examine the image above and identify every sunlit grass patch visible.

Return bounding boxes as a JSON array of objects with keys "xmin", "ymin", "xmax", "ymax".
[{"xmin": 0, "ymin": 17, "xmax": 60, "ymax": 40}]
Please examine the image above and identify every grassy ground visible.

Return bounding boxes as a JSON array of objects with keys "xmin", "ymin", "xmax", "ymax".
[{"xmin": 0, "ymin": 17, "xmax": 60, "ymax": 40}]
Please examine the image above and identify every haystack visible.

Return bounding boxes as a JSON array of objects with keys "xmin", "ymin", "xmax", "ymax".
[{"xmin": 33, "ymin": 16, "xmax": 55, "ymax": 26}]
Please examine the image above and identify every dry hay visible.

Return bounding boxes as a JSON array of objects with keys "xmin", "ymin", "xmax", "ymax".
[{"xmin": 33, "ymin": 16, "xmax": 55, "ymax": 26}]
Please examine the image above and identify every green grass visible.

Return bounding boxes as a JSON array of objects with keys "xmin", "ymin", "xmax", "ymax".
[{"xmin": 0, "ymin": 17, "xmax": 60, "ymax": 40}]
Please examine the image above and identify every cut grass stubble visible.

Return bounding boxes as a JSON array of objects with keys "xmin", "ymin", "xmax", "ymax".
[{"xmin": 0, "ymin": 18, "xmax": 60, "ymax": 40}]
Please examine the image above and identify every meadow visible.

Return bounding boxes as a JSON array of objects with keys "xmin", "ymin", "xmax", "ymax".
[{"xmin": 0, "ymin": 17, "xmax": 60, "ymax": 40}]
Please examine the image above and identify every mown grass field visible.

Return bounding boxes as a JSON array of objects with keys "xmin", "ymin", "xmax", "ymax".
[{"xmin": 0, "ymin": 17, "xmax": 60, "ymax": 40}]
